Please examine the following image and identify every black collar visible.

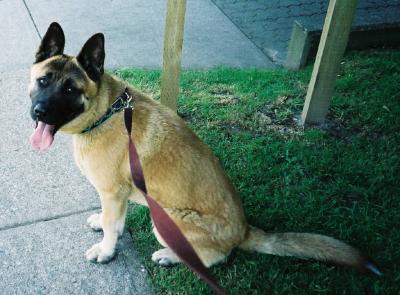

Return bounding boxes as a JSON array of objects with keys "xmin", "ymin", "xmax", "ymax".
[{"xmin": 81, "ymin": 88, "xmax": 132, "ymax": 134}]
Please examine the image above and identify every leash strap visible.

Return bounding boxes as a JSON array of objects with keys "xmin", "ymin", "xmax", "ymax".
[{"xmin": 124, "ymin": 107, "xmax": 227, "ymax": 295}]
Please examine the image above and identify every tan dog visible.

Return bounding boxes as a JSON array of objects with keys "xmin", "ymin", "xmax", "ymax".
[{"xmin": 29, "ymin": 23, "xmax": 379, "ymax": 275}]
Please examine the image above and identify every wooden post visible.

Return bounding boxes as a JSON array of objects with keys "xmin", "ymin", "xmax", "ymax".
[
  {"xmin": 160, "ymin": 0, "xmax": 187, "ymax": 112},
  {"xmin": 301, "ymin": 0, "xmax": 357, "ymax": 125},
  {"xmin": 286, "ymin": 21, "xmax": 312, "ymax": 70}
]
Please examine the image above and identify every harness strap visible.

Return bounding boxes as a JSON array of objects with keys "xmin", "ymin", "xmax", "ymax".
[{"xmin": 124, "ymin": 107, "xmax": 227, "ymax": 295}]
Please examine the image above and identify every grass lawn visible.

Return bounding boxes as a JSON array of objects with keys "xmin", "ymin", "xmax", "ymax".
[{"xmin": 116, "ymin": 49, "xmax": 400, "ymax": 295}]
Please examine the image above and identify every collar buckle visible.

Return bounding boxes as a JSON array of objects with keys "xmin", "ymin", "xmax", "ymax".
[
  {"xmin": 123, "ymin": 94, "xmax": 133, "ymax": 109},
  {"xmin": 81, "ymin": 87, "xmax": 134, "ymax": 134}
]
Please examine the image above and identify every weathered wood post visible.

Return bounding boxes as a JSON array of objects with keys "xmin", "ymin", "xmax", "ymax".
[
  {"xmin": 160, "ymin": 0, "xmax": 187, "ymax": 112},
  {"xmin": 301, "ymin": 0, "xmax": 357, "ymax": 125}
]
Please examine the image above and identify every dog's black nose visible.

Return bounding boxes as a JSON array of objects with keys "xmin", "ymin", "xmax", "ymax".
[{"xmin": 34, "ymin": 103, "xmax": 47, "ymax": 117}]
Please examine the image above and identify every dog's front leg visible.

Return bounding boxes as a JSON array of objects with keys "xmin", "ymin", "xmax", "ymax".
[{"xmin": 85, "ymin": 190, "xmax": 128, "ymax": 263}]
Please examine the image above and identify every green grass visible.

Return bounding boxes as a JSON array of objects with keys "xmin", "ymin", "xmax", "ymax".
[{"xmin": 115, "ymin": 49, "xmax": 400, "ymax": 295}]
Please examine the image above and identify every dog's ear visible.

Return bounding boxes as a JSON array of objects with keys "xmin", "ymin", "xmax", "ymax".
[
  {"xmin": 35, "ymin": 22, "xmax": 65, "ymax": 63},
  {"xmin": 77, "ymin": 33, "xmax": 105, "ymax": 82}
]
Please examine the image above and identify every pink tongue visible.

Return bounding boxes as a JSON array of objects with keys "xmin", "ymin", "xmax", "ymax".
[{"xmin": 30, "ymin": 121, "xmax": 55, "ymax": 151}]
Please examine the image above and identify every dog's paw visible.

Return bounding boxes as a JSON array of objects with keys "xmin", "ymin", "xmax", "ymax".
[
  {"xmin": 87, "ymin": 213, "xmax": 102, "ymax": 232},
  {"xmin": 152, "ymin": 248, "xmax": 180, "ymax": 267},
  {"xmin": 85, "ymin": 243, "xmax": 115, "ymax": 264}
]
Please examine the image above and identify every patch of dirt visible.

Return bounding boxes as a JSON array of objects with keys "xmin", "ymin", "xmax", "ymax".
[
  {"xmin": 209, "ymin": 84, "xmax": 234, "ymax": 95},
  {"xmin": 218, "ymin": 122, "xmax": 242, "ymax": 136},
  {"xmin": 209, "ymin": 84, "xmax": 240, "ymax": 105},
  {"xmin": 216, "ymin": 95, "xmax": 240, "ymax": 105},
  {"xmin": 216, "ymin": 95, "xmax": 305, "ymax": 137},
  {"xmin": 319, "ymin": 115, "xmax": 386, "ymax": 143},
  {"xmin": 253, "ymin": 95, "xmax": 304, "ymax": 136}
]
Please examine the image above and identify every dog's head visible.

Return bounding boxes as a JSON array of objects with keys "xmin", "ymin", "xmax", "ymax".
[{"xmin": 29, "ymin": 22, "xmax": 105, "ymax": 150}]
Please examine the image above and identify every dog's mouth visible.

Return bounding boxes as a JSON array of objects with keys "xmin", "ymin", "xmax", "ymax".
[{"xmin": 30, "ymin": 120, "xmax": 56, "ymax": 151}]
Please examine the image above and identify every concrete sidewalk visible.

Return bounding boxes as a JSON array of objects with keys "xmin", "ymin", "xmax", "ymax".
[
  {"xmin": 1, "ymin": 0, "xmax": 274, "ymax": 71},
  {"xmin": 0, "ymin": 0, "xmax": 273, "ymax": 294}
]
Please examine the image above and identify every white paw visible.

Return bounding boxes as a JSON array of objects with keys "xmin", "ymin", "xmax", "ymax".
[
  {"xmin": 85, "ymin": 243, "xmax": 115, "ymax": 264},
  {"xmin": 87, "ymin": 213, "xmax": 102, "ymax": 232},
  {"xmin": 152, "ymin": 248, "xmax": 180, "ymax": 267}
]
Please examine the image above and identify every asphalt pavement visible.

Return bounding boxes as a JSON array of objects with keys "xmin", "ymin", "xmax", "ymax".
[{"xmin": 212, "ymin": 0, "xmax": 400, "ymax": 64}]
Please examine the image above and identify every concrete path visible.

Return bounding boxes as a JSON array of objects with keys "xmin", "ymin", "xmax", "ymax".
[
  {"xmin": 212, "ymin": 0, "xmax": 400, "ymax": 64},
  {"xmin": 23, "ymin": 0, "xmax": 274, "ymax": 70},
  {"xmin": 0, "ymin": 0, "xmax": 273, "ymax": 294},
  {"xmin": 0, "ymin": 211, "xmax": 151, "ymax": 295}
]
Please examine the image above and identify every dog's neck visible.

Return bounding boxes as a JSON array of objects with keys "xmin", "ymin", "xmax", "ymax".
[
  {"xmin": 60, "ymin": 73, "xmax": 126, "ymax": 135},
  {"xmin": 80, "ymin": 87, "xmax": 131, "ymax": 134}
]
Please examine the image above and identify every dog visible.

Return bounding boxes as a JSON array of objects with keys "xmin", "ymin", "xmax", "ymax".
[{"xmin": 29, "ymin": 23, "xmax": 380, "ymax": 276}]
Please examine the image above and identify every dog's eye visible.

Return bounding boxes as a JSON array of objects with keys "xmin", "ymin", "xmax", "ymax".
[
  {"xmin": 64, "ymin": 79, "xmax": 79, "ymax": 95},
  {"xmin": 64, "ymin": 84, "xmax": 77, "ymax": 94},
  {"xmin": 37, "ymin": 77, "xmax": 48, "ymax": 87}
]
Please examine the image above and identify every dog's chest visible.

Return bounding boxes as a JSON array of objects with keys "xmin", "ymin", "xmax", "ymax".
[{"xmin": 72, "ymin": 135, "xmax": 126, "ymax": 192}]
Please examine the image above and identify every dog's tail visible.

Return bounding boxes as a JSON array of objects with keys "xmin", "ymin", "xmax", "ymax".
[{"xmin": 239, "ymin": 226, "xmax": 381, "ymax": 276}]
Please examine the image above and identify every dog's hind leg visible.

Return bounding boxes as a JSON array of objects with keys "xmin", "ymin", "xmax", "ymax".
[
  {"xmin": 85, "ymin": 188, "xmax": 128, "ymax": 263},
  {"xmin": 151, "ymin": 213, "xmax": 231, "ymax": 268},
  {"xmin": 151, "ymin": 244, "xmax": 227, "ymax": 268},
  {"xmin": 151, "ymin": 248, "xmax": 180, "ymax": 266}
]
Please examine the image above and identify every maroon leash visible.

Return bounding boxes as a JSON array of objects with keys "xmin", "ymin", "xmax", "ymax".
[{"xmin": 124, "ymin": 106, "xmax": 227, "ymax": 295}]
